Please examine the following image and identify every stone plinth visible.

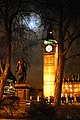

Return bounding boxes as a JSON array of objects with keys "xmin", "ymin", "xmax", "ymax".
[{"xmin": 15, "ymin": 83, "xmax": 30, "ymax": 100}]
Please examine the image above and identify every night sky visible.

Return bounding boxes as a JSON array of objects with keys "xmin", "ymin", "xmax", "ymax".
[{"xmin": 0, "ymin": 0, "xmax": 80, "ymax": 89}]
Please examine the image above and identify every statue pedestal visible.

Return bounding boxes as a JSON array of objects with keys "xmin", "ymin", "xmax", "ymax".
[{"xmin": 15, "ymin": 83, "xmax": 30, "ymax": 100}]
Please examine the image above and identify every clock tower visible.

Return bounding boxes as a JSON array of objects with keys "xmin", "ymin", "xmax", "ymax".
[{"xmin": 43, "ymin": 27, "xmax": 58, "ymax": 98}]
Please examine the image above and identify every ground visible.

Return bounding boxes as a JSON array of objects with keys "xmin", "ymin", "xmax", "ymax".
[
  {"xmin": 0, "ymin": 103, "xmax": 80, "ymax": 119},
  {"xmin": 55, "ymin": 104, "xmax": 80, "ymax": 120},
  {"xmin": 0, "ymin": 100, "xmax": 26, "ymax": 119}
]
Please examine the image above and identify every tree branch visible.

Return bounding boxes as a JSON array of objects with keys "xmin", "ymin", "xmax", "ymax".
[
  {"xmin": 63, "ymin": 32, "xmax": 80, "ymax": 56},
  {"xmin": 10, "ymin": 0, "xmax": 21, "ymax": 22},
  {"xmin": 65, "ymin": 52, "xmax": 80, "ymax": 61}
]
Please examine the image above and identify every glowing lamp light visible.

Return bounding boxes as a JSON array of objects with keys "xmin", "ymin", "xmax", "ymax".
[{"xmin": 50, "ymin": 31, "xmax": 53, "ymax": 34}]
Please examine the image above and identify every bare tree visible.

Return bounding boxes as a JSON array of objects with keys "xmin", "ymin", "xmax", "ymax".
[
  {"xmin": 35, "ymin": 0, "xmax": 80, "ymax": 106},
  {"xmin": 53, "ymin": 0, "xmax": 80, "ymax": 106},
  {"xmin": 0, "ymin": 0, "xmax": 44, "ymax": 98},
  {"xmin": 0, "ymin": 0, "xmax": 22, "ymax": 98}
]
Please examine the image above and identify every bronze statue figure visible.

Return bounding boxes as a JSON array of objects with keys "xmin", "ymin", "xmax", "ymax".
[{"xmin": 16, "ymin": 56, "xmax": 27, "ymax": 84}]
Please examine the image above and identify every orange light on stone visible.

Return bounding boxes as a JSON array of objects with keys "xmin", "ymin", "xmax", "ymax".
[{"xmin": 43, "ymin": 43, "xmax": 58, "ymax": 98}]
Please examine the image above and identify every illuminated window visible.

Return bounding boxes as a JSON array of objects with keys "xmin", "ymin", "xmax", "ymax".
[
  {"xmin": 65, "ymin": 93, "xmax": 67, "ymax": 97},
  {"xmin": 70, "ymin": 88, "xmax": 72, "ymax": 92},
  {"xmin": 65, "ymin": 85, "xmax": 68, "ymax": 90},
  {"xmin": 70, "ymin": 85, "xmax": 72, "ymax": 88}
]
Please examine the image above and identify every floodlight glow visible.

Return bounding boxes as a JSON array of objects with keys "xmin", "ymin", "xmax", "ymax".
[{"xmin": 43, "ymin": 44, "xmax": 58, "ymax": 98}]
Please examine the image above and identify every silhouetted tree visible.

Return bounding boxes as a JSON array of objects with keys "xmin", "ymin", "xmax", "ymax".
[
  {"xmin": 0, "ymin": 0, "xmax": 43, "ymax": 98},
  {"xmin": 0, "ymin": 0, "xmax": 22, "ymax": 98},
  {"xmin": 35, "ymin": 0, "xmax": 80, "ymax": 106}
]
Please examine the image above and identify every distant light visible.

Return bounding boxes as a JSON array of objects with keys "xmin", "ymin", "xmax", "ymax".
[
  {"xmin": 9, "ymin": 85, "xmax": 13, "ymax": 89},
  {"xmin": 50, "ymin": 31, "xmax": 53, "ymax": 34}
]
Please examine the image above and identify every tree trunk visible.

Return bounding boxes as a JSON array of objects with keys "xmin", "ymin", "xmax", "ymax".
[
  {"xmin": 0, "ymin": 23, "xmax": 12, "ymax": 98},
  {"xmin": 54, "ymin": 1, "xmax": 65, "ymax": 106},
  {"xmin": 0, "ymin": 28, "xmax": 11, "ymax": 98},
  {"xmin": 0, "ymin": 2, "xmax": 12, "ymax": 98},
  {"xmin": 0, "ymin": 57, "xmax": 10, "ymax": 98},
  {"xmin": 54, "ymin": 56, "xmax": 65, "ymax": 106}
]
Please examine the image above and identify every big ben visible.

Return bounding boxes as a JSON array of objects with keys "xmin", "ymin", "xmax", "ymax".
[{"xmin": 43, "ymin": 26, "xmax": 58, "ymax": 98}]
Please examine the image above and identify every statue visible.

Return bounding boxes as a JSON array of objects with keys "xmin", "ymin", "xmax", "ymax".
[{"xmin": 16, "ymin": 56, "xmax": 27, "ymax": 84}]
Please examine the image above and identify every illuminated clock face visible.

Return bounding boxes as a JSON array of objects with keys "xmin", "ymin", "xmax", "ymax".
[{"xmin": 45, "ymin": 45, "xmax": 53, "ymax": 52}]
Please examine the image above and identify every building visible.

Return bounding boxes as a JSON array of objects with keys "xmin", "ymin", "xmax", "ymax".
[
  {"xmin": 43, "ymin": 26, "xmax": 58, "ymax": 98},
  {"xmin": 61, "ymin": 77, "xmax": 80, "ymax": 103},
  {"xmin": 43, "ymin": 26, "xmax": 80, "ymax": 103}
]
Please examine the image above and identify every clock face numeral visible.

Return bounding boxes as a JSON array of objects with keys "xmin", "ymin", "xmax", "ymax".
[{"xmin": 45, "ymin": 45, "xmax": 53, "ymax": 52}]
